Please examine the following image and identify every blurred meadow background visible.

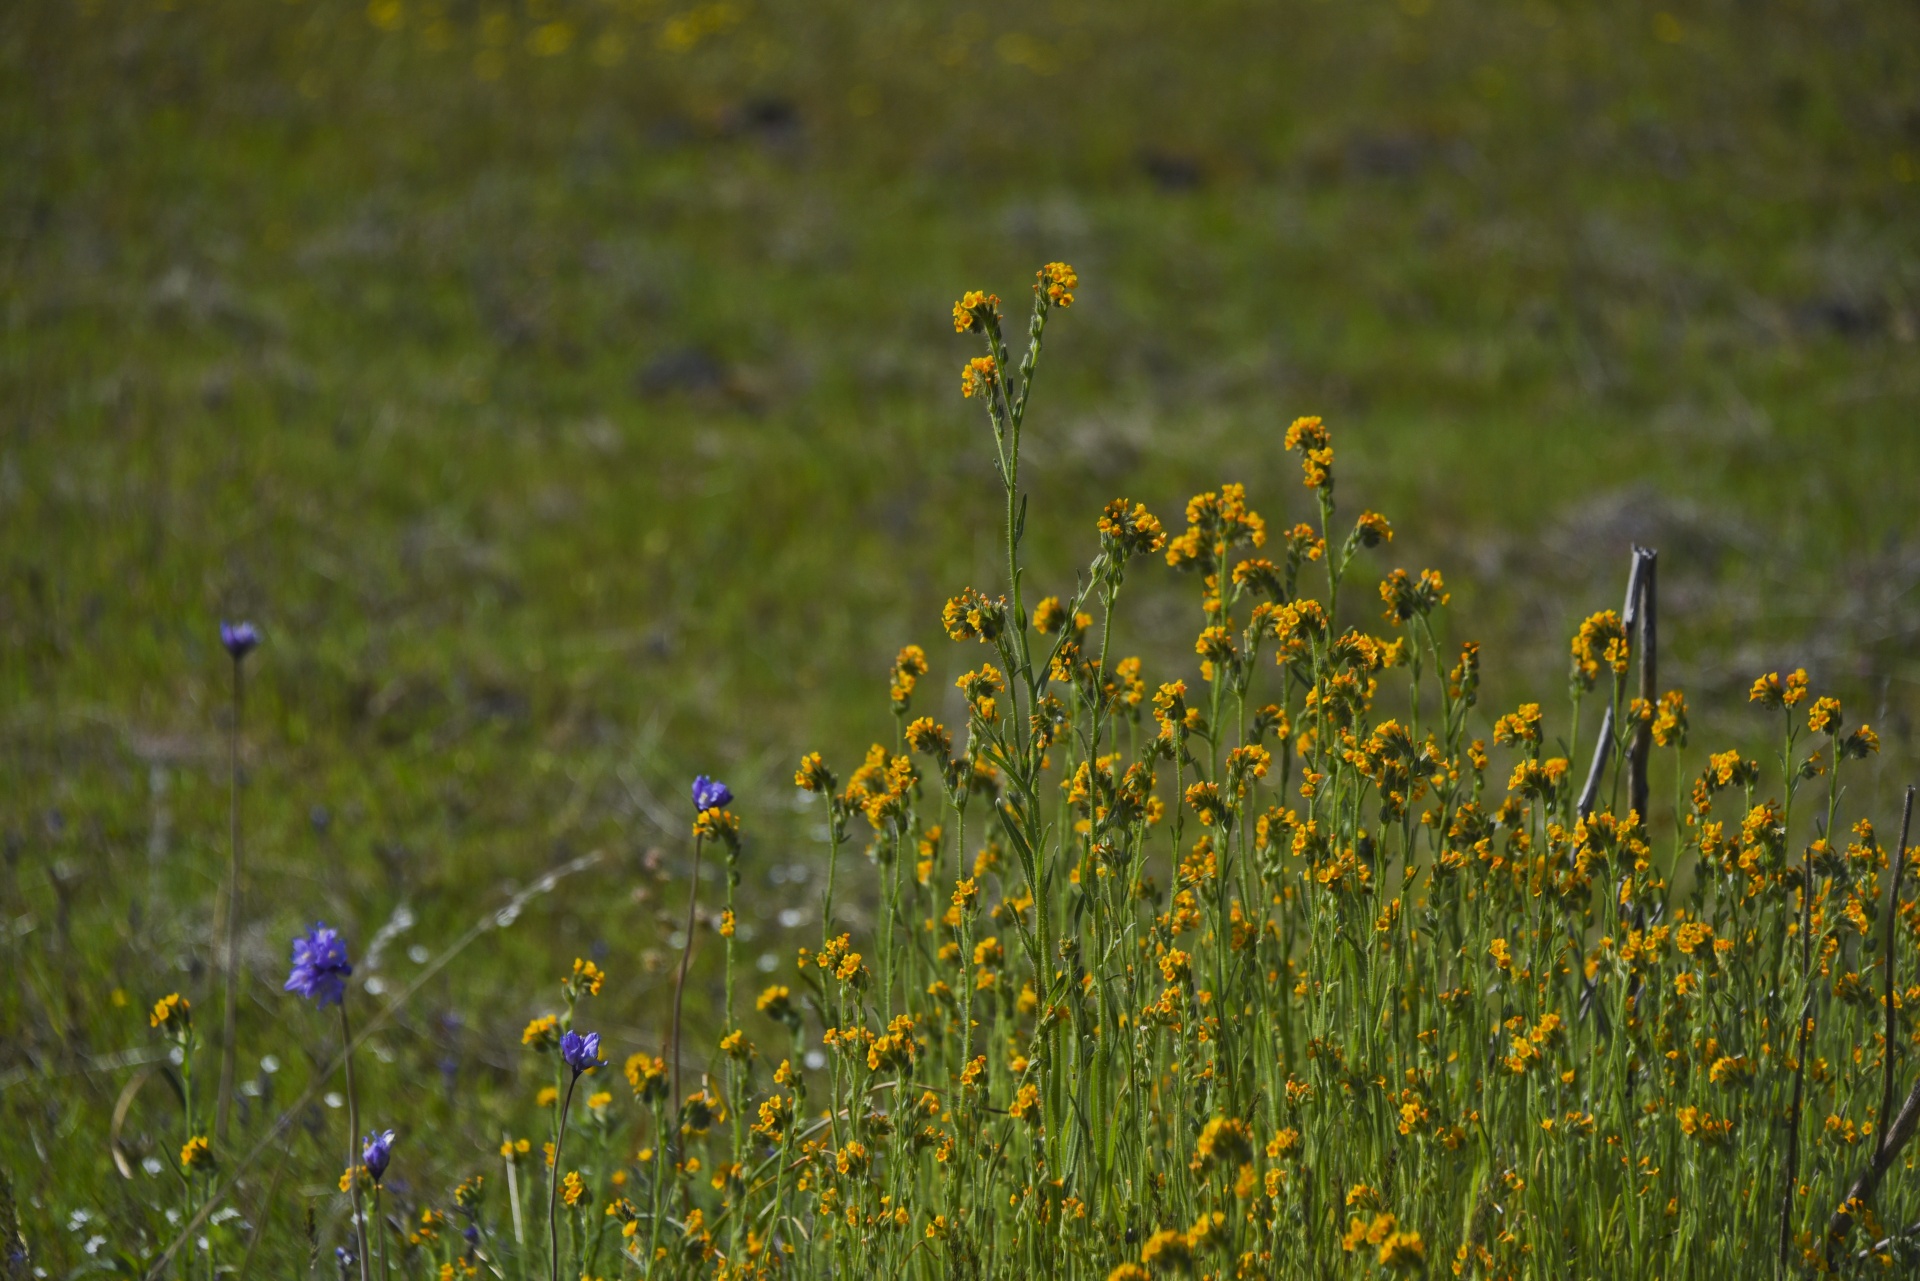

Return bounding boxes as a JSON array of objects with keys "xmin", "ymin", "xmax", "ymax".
[{"xmin": 4, "ymin": 0, "xmax": 1919, "ymax": 1268}]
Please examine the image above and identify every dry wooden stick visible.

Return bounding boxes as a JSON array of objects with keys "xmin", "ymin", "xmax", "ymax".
[
  {"xmin": 1576, "ymin": 547, "xmax": 1655, "ymax": 819},
  {"xmin": 1623, "ymin": 549, "xmax": 1657, "ymax": 822},
  {"xmin": 1574, "ymin": 547, "xmax": 1659, "ymax": 1030},
  {"xmin": 1575, "ymin": 703, "xmax": 1616, "ymax": 821},
  {"xmin": 1829, "ymin": 1061, "xmax": 1920, "ymax": 1253}
]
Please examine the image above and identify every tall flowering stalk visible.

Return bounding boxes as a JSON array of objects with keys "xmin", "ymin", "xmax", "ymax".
[
  {"xmin": 548, "ymin": 1029, "xmax": 603, "ymax": 1281},
  {"xmin": 672, "ymin": 777, "xmax": 733, "ymax": 1107},
  {"xmin": 361, "ymin": 1130, "xmax": 394, "ymax": 1281},
  {"xmin": 150, "ymin": 993, "xmax": 207, "ymax": 1277},
  {"xmin": 949, "ymin": 266, "xmax": 1082, "ymax": 1185},
  {"xmin": 284, "ymin": 922, "xmax": 367, "ymax": 1281},
  {"xmin": 214, "ymin": 620, "xmax": 258, "ymax": 1143}
]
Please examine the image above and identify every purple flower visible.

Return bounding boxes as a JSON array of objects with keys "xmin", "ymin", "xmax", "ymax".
[
  {"xmin": 284, "ymin": 923, "xmax": 353, "ymax": 1008},
  {"xmin": 220, "ymin": 621, "xmax": 261, "ymax": 661},
  {"xmin": 560, "ymin": 1029, "xmax": 605, "ymax": 1076},
  {"xmin": 362, "ymin": 1129, "xmax": 394, "ymax": 1182},
  {"xmin": 691, "ymin": 775, "xmax": 732, "ymax": 812}
]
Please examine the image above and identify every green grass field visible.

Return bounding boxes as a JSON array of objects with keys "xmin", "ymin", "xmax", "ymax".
[{"xmin": 3, "ymin": 0, "xmax": 1919, "ymax": 1272}]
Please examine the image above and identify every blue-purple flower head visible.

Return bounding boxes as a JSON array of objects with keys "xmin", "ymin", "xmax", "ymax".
[
  {"xmin": 362, "ymin": 1129, "xmax": 395, "ymax": 1183},
  {"xmin": 284, "ymin": 923, "xmax": 353, "ymax": 1008},
  {"xmin": 220, "ymin": 621, "xmax": 260, "ymax": 661},
  {"xmin": 692, "ymin": 775, "xmax": 732, "ymax": 813},
  {"xmin": 560, "ymin": 1029, "xmax": 605, "ymax": 1076}
]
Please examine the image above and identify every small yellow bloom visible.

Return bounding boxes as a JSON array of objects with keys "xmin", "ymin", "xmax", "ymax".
[
  {"xmin": 794, "ymin": 752, "xmax": 835, "ymax": 793},
  {"xmin": 1353, "ymin": 510, "xmax": 1392, "ymax": 547},
  {"xmin": 1808, "ymin": 696, "xmax": 1842, "ymax": 735},
  {"xmin": 1194, "ymin": 1116, "xmax": 1253, "ymax": 1167},
  {"xmin": 961, "ymin": 355, "xmax": 998, "ymax": 400},
  {"xmin": 952, "ymin": 290, "xmax": 1000, "ymax": 334},
  {"xmin": 1032, "ymin": 595, "xmax": 1069, "ymax": 635},
  {"xmin": 568, "ymin": 957, "xmax": 605, "ymax": 997},
  {"xmin": 1140, "ymin": 1228, "xmax": 1193, "ymax": 1270},
  {"xmin": 905, "ymin": 716, "xmax": 951, "ymax": 757},
  {"xmin": 180, "ymin": 1135, "xmax": 214, "ymax": 1173},
  {"xmin": 1377, "ymin": 1229, "xmax": 1426, "ymax": 1270},
  {"xmin": 951, "ymin": 878, "xmax": 979, "ymax": 912},
  {"xmin": 1035, "ymin": 261, "xmax": 1077, "ymax": 307},
  {"xmin": 150, "ymin": 993, "xmax": 192, "ymax": 1037},
  {"xmin": 1283, "ymin": 416, "xmax": 1333, "ymax": 488},
  {"xmin": 1571, "ymin": 610, "xmax": 1630, "ymax": 688},
  {"xmin": 624, "ymin": 1053, "xmax": 668, "ymax": 1102}
]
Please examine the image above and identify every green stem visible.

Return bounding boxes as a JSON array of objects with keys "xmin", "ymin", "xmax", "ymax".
[
  {"xmin": 670, "ymin": 833, "xmax": 705, "ymax": 1110},
  {"xmin": 338, "ymin": 1003, "xmax": 371, "ymax": 1281},
  {"xmin": 823, "ymin": 807, "xmax": 842, "ymax": 947},
  {"xmin": 549, "ymin": 1073, "xmax": 578, "ymax": 1281},
  {"xmin": 373, "ymin": 1183, "xmax": 390, "ymax": 1281},
  {"xmin": 216, "ymin": 657, "xmax": 242, "ymax": 1144}
]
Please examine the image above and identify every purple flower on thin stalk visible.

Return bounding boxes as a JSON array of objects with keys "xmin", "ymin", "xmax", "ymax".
[
  {"xmin": 362, "ymin": 1129, "xmax": 395, "ymax": 1183},
  {"xmin": 691, "ymin": 775, "xmax": 732, "ymax": 812},
  {"xmin": 546, "ymin": 1031, "xmax": 603, "ymax": 1280},
  {"xmin": 220, "ymin": 621, "xmax": 261, "ymax": 661},
  {"xmin": 284, "ymin": 923, "xmax": 353, "ymax": 1008},
  {"xmin": 293, "ymin": 923, "xmax": 369, "ymax": 1281},
  {"xmin": 560, "ymin": 1029, "xmax": 605, "ymax": 1076},
  {"xmin": 216, "ymin": 619, "xmax": 263, "ymax": 1144}
]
